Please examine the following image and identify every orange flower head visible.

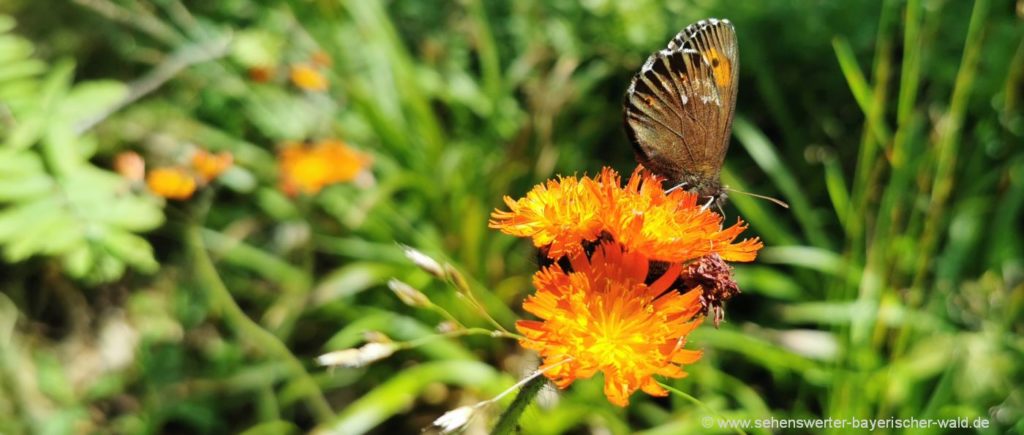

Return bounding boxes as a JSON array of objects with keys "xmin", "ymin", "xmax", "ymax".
[
  {"xmin": 290, "ymin": 63, "xmax": 328, "ymax": 91},
  {"xmin": 191, "ymin": 149, "xmax": 233, "ymax": 183},
  {"xmin": 147, "ymin": 167, "xmax": 196, "ymax": 200},
  {"xmin": 114, "ymin": 151, "xmax": 145, "ymax": 182},
  {"xmin": 490, "ymin": 166, "xmax": 762, "ymax": 262},
  {"xmin": 516, "ymin": 243, "xmax": 704, "ymax": 406},
  {"xmin": 489, "ymin": 175, "xmax": 604, "ymax": 258},
  {"xmin": 596, "ymin": 167, "xmax": 763, "ymax": 263},
  {"xmin": 278, "ymin": 140, "xmax": 370, "ymax": 196}
]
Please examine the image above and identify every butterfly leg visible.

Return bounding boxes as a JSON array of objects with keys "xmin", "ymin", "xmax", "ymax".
[
  {"xmin": 699, "ymin": 195, "xmax": 716, "ymax": 211},
  {"xmin": 665, "ymin": 182, "xmax": 691, "ymax": 193}
]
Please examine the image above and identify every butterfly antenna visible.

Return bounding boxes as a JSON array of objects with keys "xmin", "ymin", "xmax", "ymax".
[{"xmin": 724, "ymin": 187, "xmax": 790, "ymax": 209}]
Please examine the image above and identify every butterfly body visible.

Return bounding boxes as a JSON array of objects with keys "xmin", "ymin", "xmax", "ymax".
[{"xmin": 624, "ymin": 18, "xmax": 739, "ymax": 207}]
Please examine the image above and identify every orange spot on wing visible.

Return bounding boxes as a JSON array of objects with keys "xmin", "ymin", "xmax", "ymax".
[{"xmin": 704, "ymin": 48, "xmax": 732, "ymax": 88}]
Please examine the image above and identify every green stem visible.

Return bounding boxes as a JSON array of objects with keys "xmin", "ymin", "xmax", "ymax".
[
  {"xmin": 187, "ymin": 225, "xmax": 334, "ymax": 423},
  {"xmin": 490, "ymin": 375, "xmax": 547, "ymax": 435},
  {"xmin": 659, "ymin": 382, "xmax": 747, "ymax": 435},
  {"xmin": 398, "ymin": 327, "xmax": 523, "ymax": 350}
]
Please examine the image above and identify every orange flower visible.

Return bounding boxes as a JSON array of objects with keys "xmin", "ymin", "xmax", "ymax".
[
  {"xmin": 290, "ymin": 63, "xmax": 328, "ymax": 91},
  {"xmin": 191, "ymin": 149, "xmax": 233, "ymax": 183},
  {"xmin": 147, "ymin": 167, "xmax": 196, "ymax": 200},
  {"xmin": 596, "ymin": 167, "xmax": 762, "ymax": 263},
  {"xmin": 488, "ymin": 175, "xmax": 604, "ymax": 258},
  {"xmin": 114, "ymin": 151, "xmax": 145, "ymax": 182},
  {"xmin": 516, "ymin": 243, "xmax": 704, "ymax": 406},
  {"xmin": 278, "ymin": 140, "xmax": 370, "ymax": 196},
  {"xmin": 489, "ymin": 166, "xmax": 762, "ymax": 262}
]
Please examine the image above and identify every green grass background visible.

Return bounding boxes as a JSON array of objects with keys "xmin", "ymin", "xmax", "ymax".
[{"xmin": 0, "ymin": 0, "xmax": 1021, "ymax": 434}]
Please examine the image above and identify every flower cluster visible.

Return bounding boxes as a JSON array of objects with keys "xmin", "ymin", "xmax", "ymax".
[
  {"xmin": 245, "ymin": 51, "xmax": 332, "ymax": 89},
  {"xmin": 277, "ymin": 139, "xmax": 371, "ymax": 196},
  {"xmin": 116, "ymin": 149, "xmax": 233, "ymax": 201},
  {"xmin": 490, "ymin": 166, "xmax": 762, "ymax": 406}
]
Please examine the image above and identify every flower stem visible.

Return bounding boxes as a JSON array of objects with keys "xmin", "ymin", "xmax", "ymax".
[
  {"xmin": 658, "ymin": 382, "xmax": 746, "ymax": 435},
  {"xmin": 491, "ymin": 374, "xmax": 547, "ymax": 435},
  {"xmin": 397, "ymin": 327, "xmax": 523, "ymax": 350},
  {"xmin": 187, "ymin": 225, "xmax": 334, "ymax": 423}
]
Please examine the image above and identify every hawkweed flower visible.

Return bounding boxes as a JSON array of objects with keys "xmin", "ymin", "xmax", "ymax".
[
  {"xmin": 114, "ymin": 151, "xmax": 145, "ymax": 182},
  {"xmin": 146, "ymin": 167, "xmax": 196, "ymax": 200},
  {"xmin": 594, "ymin": 167, "xmax": 762, "ymax": 263},
  {"xmin": 516, "ymin": 243, "xmax": 704, "ymax": 406},
  {"xmin": 191, "ymin": 149, "xmax": 233, "ymax": 183},
  {"xmin": 278, "ymin": 139, "xmax": 370, "ymax": 196},
  {"xmin": 289, "ymin": 63, "xmax": 328, "ymax": 91},
  {"xmin": 489, "ymin": 175, "xmax": 604, "ymax": 258},
  {"xmin": 491, "ymin": 165, "xmax": 765, "ymax": 407},
  {"xmin": 316, "ymin": 342, "xmax": 396, "ymax": 368},
  {"xmin": 490, "ymin": 167, "xmax": 761, "ymax": 263}
]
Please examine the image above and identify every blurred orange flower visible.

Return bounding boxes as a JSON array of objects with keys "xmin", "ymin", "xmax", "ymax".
[
  {"xmin": 191, "ymin": 149, "xmax": 233, "ymax": 183},
  {"xmin": 147, "ymin": 167, "xmax": 196, "ymax": 200},
  {"xmin": 278, "ymin": 140, "xmax": 370, "ymax": 196},
  {"xmin": 289, "ymin": 63, "xmax": 328, "ymax": 91},
  {"xmin": 516, "ymin": 243, "xmax": 704, "ymax": 406},
  {"xmin": 114, "ymin": 151, "xmax": 145, "ymax": 182}
]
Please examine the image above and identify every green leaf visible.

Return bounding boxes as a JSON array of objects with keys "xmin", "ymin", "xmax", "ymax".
[
  {"xmin": 0, "ymin": 34, "xmax": 34, "ymax": 65},
  {"xmin": 100, "ymin": 229, "xmax": 159, "ymax": 274},
  {"xmin": 57, "ymin": 80, "xmax": 128, "ymax": 126},
  {"xmin": 90, "ymin": 196, "xmax": 165, "ymax": 232},
  {"xmin": 313, "ymin": 361, "xmax": 504, "ymax": 435},
  {"xmin": 62, "ymin": 244, "xmax": 95, "ymax": 278},
  {"xmin": 0, "ymin": 197, "xmax": 61, "ymax": 243},
  {"xmin": 3, "ymin": 109, "xmax": 47, "ymax": 150},
  {"xmin": 230, "ymin": 29, "xmax": 284, "ymax": 67},
  {"xmin": 0, "ymin": 58, "xmax": 45, "ymax": 82},
  {"xmin": 240, "ymin": 421, "xmax": 300, "ymax": 435}
]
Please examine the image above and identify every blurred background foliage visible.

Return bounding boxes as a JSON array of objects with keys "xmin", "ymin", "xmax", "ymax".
[{"xmin": 0, "ymin": 0, "xmax": 1022, "ymax": 434}]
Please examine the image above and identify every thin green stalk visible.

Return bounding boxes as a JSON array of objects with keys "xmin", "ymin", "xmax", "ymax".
[
  {"xmin": 490, "ymin": 375, "xmax": 547, "ymax": 435},
  {"xmin": 187, "ymin": 225, "xmax": 334, "ymax": 422},
  {"xmin": 398, "ymin": 327, "xmax": 523, "ymax": 350},
  {"xmin": 896, "ymin": 0, "xmax": 923, "ymax": 126},
  {"xmin": 913, "ymin": 0, "xmax": 989, "ymax": 290},
  {"xmin": 659, "ymin": 382, "xmax": 747, "ymax": 435},
  {"xmin": 467, "ymin": 0, "xmax": 503, "ymax": 102}
]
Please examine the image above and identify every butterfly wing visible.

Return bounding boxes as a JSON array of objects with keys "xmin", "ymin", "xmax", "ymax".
[{"xmin": 624, "ymin": 18, "xmax": 739, "ymax": 188}]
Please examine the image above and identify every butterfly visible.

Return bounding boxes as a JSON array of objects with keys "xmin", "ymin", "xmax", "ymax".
[{"xmin": 624, "ymin": 18, "xmax": 739, "ymax": 208}]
